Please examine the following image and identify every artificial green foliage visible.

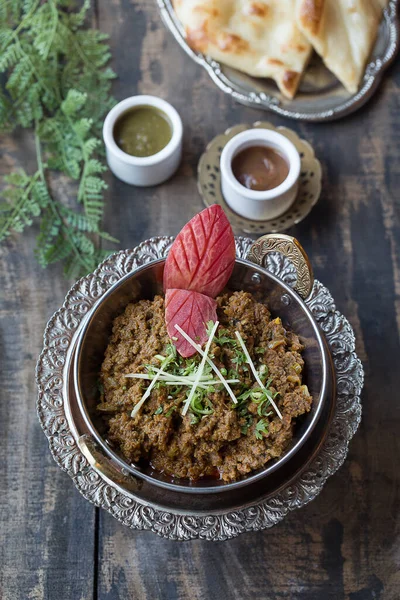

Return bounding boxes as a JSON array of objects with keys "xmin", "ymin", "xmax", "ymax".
[{"xmin": 0, "ymin": 0, "xmax": 117, "ymax": 278}]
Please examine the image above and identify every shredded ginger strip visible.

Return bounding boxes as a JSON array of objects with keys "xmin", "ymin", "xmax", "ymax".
[
  {"xmin": 235, "ymin": 331, "xmax": 283, "ymax": 420},
  {"xmin": 130, "ymin": 366, "xmax": 174, "ymax": 418},
  {"xmin": 175, "ymin": 324, "xmax": 238, "ymax": 405},
  {"xmin": 181, "ymin": 321, "xmax": 219, "ymax": 416}
]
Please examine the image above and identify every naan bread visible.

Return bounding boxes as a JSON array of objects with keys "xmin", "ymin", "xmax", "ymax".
[
  {"xmin": 173, "ymin": 0, "xmax": 313, "ymax": 98},
  {"xmin": 296, "ymin": 0, "xmax": 388, "ymax": 93}
]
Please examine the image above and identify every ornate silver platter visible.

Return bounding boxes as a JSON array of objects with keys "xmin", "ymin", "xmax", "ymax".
[
  {"xmin": 36, "ymin": 237, "xmax": 363, "ymax": 541},
  {"xmin": 157, "ymin": 0, "xmax": 399, "ymax": 122}
]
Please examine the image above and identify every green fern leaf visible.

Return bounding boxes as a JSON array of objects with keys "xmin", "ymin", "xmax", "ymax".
[
  {"xmin": 0, "ymin": 6, "xmax": 8, "ymax": 22},
  {"xmin": 31, "ymin": 3, "xmax": 58, "ymax": 58},
  {"xmin": 22, "ymin": 0, "xmax": 36, "ymax": 15},
  {"xmin": 61, "ymin": 89, "xmax": 87, "ymax": 116},
  {"xmin": 83, "ymin": 137, "xmax": 100, "ymax": 155},
  {"xmin": 100, "ymin": 67, "xmax": 117, "ymax": 80},
  {"xmin": 6, "ymin": 56, "xmax": 34, "ymax": 98},
  {"xmin": 0, "ymin": 28, "xmax": 14, "ymax": 48},
  {"xmin": 83, "ymin": 175, "xmax": 107, "ymax": 195},
  {"xmin": 58, "ymin": 205, "xmax": 99, "ymax": 233},
  {"xmin": 66, "ymin": 0, "xmax": 90, "ymax": 30},
  {"xmin": 85, "ymin": 159, "xmax": 107, "ymax": 175},
  {"xmin": 35, "ymin": 207, "xmax": 62, "ymax": 267},
  {"xmin": 43, "ymin": 232, "xmax": 73, "ymax": 264},
  {"xmin": 31, "ymin": 180, "xmax": 51, "ymax": 208},
  {"xmin": 10, "ymin": 1, "xmax": 23, "ymax": 23},
  {"xmin": 3, "ymin": 169, "xmax": 30, "ymax": 187},
  {"xmin": 84, "ymin": 198, "xmax": 104, "ymax": 219},
  {"xmin": 72, "ymin": 117, "xmax": 92, "ymax": 139},
  {"xmin": 0, "ymin": 171, "xmax": 44, "ymax": 240},
  {"xmin": 99, "ymin": 231, "xmax": 119, "ymax": 243},
  {"xmin": 0, "ymin": 0, "xmax": 118, "ymax": 277},
  {"xmin": 0, "ymin": 44, "xmax": 22, "ymax": 72},
  {"xmin": 73, "ymin": 231, "xmax": 95, "ymax": 256}
]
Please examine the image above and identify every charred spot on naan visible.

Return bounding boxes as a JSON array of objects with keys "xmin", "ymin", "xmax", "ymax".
[
  {"xmin": 186, "ymin": 26, "xmax": 249, "ymax": 56},
  {"xmin": 186, "ymin": 23, "xmax": 211, "ymax": 53},
  {"xmin": 298, "ymin": 0, "xmax": 324, "ymax": 35},
  {"xmin": 280, "ymin": 42, "xmax": 310, "ymax": 55},
  {"xmin": 294, "ymin": 43, "xmax": 309, "ymax": 53},
  {"xmin": 193, "ymin": 4, "xmax": 219, "ymax": 17},
  {"xmin": 217, "ymin": 32, "xmax": 249, "ymax": 53},
  {"xmin": 282, "ymin": 70, "xmax": 301, "ymax": 98},
  {"xmin": 243, "ymin": 2, "xmax": 269, "ymax": 18}
]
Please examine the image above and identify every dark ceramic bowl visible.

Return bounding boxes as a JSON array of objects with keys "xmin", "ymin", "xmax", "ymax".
[{"xmin": 73, "ymin": 235, "xmax": 334, "ymax": 494}]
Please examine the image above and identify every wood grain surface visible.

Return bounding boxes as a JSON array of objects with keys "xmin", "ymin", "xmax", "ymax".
[{"xmin": 1, "ymin": 1, "xmax": 399, "ymax": 599}]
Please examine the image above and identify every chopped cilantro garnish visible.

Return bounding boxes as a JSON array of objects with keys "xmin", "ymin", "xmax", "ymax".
[
  {"xmin": 190, "ymin": 413, "xmax": 200, "ymax": 425},
  {"xmin": 206, "ymin": 321, "xmax": 215, "ymax": 337},
  {"xmin": 255, "ymin": 419, "xmax": 269, "ymax": 440},
  {"xmin": 127, "ymin": 322, "xmax": 281, "ymax": 422},
  {"xmin": 206, "ymin": 322, "xmax": 238, "ymax": 347},
  {"xmin": 241, "ymin": 414, "xmax": 253, "ymax": 435},
  {"xmin": 232, "ymin": 350, "xmax": 247, "ymax": 367},
  {"xmin": 190, "ymin": 390, "xmax": 213, "ymax": 416},
  {"xmin": 237, "ymin": 388, "xmax": 256, "ymax": 403}
]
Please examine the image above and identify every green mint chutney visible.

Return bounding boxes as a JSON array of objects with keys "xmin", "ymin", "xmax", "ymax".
[{"xmin": 113, "ymin": 106, "xmax": 172, "ymax": 157}]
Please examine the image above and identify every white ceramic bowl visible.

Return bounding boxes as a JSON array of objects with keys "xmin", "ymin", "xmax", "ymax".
[
  {"xmin": 103, "ymin": 95, "xmax": 183, "ymax": 186},
  {"xmin": 220, "ymin": 129, "xmax": 301, "ymax": 221}
]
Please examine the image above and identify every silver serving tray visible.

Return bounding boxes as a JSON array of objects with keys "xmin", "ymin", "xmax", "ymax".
[
  {"xmin": 157, "ymin": 0, "xmax": 399, "ymax": 122},
  {"xmin": 36, "ymin": 237, "xmax": 363, "ymax": 541}
]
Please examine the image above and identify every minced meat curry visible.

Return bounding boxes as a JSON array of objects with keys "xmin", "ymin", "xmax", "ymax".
[{"xmin": 98, "ymin": 291, "xmax": 312, "ymax": 482}]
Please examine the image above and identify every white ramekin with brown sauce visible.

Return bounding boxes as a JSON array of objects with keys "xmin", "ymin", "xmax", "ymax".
[{"xmin": 220, "ymin": 129, "xmax": 300, "ymax": 221}]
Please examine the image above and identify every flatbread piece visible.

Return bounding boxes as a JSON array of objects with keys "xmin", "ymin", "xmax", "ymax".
[
  {"xmin": 173, "ymin": 0, "xmax": 313, "ymax": 98},
  {"xmin": 296, "ymin": 0, "xmax": 389, "ymax": 93}
]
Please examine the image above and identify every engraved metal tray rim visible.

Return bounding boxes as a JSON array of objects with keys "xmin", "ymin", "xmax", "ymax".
[
  {"xmin": 157, "ymin": 0, "xmax": 399, "ymax": 122},
  {"xmin": 36, "ymin": 237, "xmax": 364, "ymax": 541}
]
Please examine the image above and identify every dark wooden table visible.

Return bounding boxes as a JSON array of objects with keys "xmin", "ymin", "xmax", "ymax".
[{"xmin": 1, "ymin": 2, "xmax": 399, "ymax": 599}]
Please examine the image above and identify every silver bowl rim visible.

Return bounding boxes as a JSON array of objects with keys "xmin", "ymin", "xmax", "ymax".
[{"xmin": 73, "ymin": 256, "xmax": 329, "ymax": 494}]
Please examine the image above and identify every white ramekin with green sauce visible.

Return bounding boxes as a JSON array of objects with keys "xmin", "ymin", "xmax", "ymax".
[{"xmin": 103, "ymin": 95, "xmax": 183, "ymax": 186}]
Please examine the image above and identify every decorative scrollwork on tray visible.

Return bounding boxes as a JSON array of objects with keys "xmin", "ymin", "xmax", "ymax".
[{"xmin": 36, "ymin": 236, "xmax": 364, "ymax": 541}]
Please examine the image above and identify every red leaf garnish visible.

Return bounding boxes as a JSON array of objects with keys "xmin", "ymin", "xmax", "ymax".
[
  {"xmin": 163, "ymin": 205, "xmax": 235, "ymax": 298},
  {"xmin": 165, "ymin": 289, "xmax": 217, "ymax": 357}
]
